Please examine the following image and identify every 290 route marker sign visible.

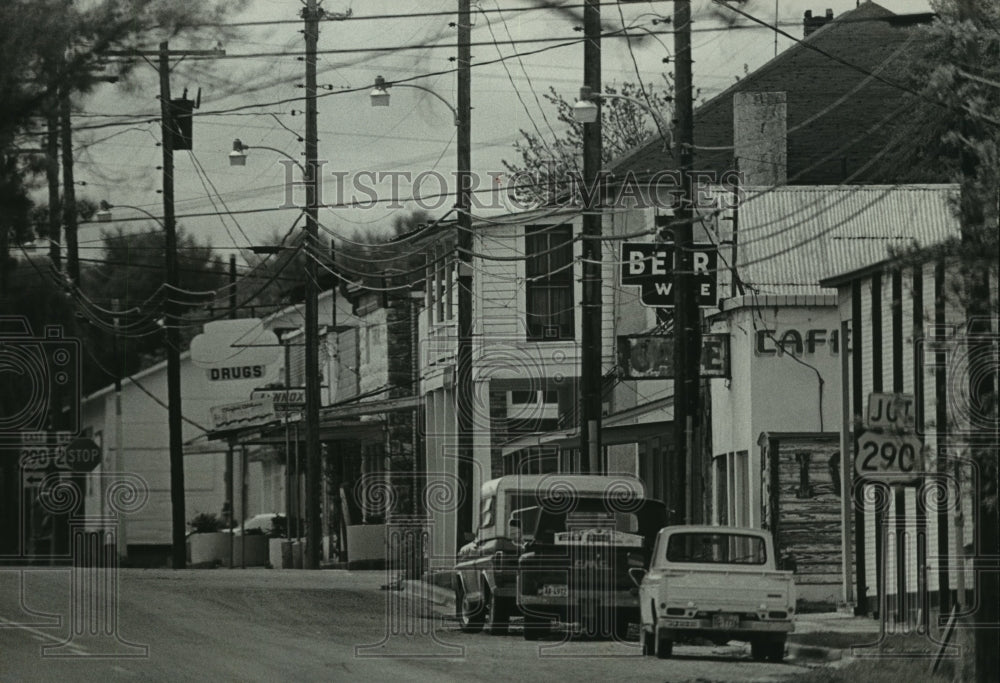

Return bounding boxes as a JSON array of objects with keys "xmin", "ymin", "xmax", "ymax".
[{"xmin": 855, "ymin": 431, "xmax": 923, "ymax": 483}]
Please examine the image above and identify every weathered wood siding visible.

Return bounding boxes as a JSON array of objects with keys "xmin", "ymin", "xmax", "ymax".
[{"xmin": 768, "ymin": 435, "xmax": 843, "ymax": 604}]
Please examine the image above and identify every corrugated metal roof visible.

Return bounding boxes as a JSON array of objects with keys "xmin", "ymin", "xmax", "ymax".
[{"xmin": 735, "ymin": 184, "xmax": 959, "ymax": 295}]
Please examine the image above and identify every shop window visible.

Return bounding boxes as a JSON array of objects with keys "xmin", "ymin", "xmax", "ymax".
[{"xmin": 525, "ymin": 224, "xmax": 574, "ymax": 340}]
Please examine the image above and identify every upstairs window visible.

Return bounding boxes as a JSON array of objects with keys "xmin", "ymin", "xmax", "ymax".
[{"xmin": 525, "ymin": 224, "xmax": 574, "ymax": 340}]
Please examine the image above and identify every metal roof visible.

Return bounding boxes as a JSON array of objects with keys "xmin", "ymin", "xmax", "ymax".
[{"xmin": 734, "ymin": 184, "xmax": 960, "ymax": 296}]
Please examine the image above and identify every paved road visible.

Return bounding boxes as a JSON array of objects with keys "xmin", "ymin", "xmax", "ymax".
[{"xmin": 0, "ymin": 568, "xmax": 815, "ymax": 682}]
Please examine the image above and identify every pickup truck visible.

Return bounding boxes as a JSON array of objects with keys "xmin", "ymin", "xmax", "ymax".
[
  {"xmin": 517, "ymin": 494, "xmax": 666, "ymax": 640},
  {"xmin": 453, "ymin": 474, "xmax": 648, "ymax": 636},
  {"xmin": 633, "ymin": 525, "xmax": 795, "ymax": 661}
]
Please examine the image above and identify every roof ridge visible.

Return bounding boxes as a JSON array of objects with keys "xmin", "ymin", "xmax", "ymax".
[{"xmin": 611, "ymin": 1, "xmax": 903, "ymax": 173}]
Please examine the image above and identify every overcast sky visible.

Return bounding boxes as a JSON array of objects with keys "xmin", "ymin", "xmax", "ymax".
[{"xmin": 64, "ymin": 0, "xmax": 931, "ymax": 264}]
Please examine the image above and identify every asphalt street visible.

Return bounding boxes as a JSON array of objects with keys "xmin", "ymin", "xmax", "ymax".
[{"xmin": 0, "ymin": 569, "xmax": 818, "ymax": 682}]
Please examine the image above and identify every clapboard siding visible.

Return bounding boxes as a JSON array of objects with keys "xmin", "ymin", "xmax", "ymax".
[{"xmin": 472, "ymin": 215, "xmax": 617, "ymax": 367}]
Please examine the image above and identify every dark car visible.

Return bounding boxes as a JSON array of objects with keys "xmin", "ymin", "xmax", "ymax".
[{"xmin": 517, "ymin": 495, "xmax": 667, "ymax": 640}]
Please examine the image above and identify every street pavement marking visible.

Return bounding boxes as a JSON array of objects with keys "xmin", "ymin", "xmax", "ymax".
[{"xmin": 0, "ymin": 614, "xmax": 88, "ymax": 656}]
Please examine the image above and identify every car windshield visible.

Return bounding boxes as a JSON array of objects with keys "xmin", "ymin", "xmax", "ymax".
[{"xmin": 665, "ymin": 532, "xmax": 767, "ymax": 565}]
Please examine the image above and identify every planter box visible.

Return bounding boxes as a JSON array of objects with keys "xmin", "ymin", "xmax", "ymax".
[
  {"xmin": 189, "ymin": 532, "xmax": 230, "ymax": 566},
  {"xmin": 347, "ymin": 524, "xmax": 386, "ymax": 563},
  {"xmin": 270, "ymin": 539, "xmax": 293, "ymax": 568},
  {"xmin": 232, "ymin": 535, "xmax": 268, "ymax": 567}
]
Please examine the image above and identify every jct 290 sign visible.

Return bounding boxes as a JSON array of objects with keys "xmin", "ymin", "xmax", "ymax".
[{"xmin": 620, "ymin": 242, "xmax": 717, "ymax": 307}]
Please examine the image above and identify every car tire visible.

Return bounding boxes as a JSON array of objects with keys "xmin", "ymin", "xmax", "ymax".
[
  {"xmin": 456, "ymin": 584, "xmax": 485, "ymax": 633},
  {"xmin": 655, "ymin": 633, "xmax": 673, "ymax": 659},
  {"xmin": 484, "ymin": 590, "xmax": 509, "ymax": 635},
  {"xmin": 613, "ymin": 610, "xmax": 635, "ymax": 641},
  {"xmin": 766, "ymin": 636, "xmax": 786, "ymax": 662},
  {"xmin": 641, "ymin": 629, "xmax": 655, "ymax": 656},
  {"xmin": 523, "ymin": 614, "xmax": 546, "ymax": 641}
]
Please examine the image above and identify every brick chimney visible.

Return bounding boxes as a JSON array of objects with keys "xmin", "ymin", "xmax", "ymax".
[
  {"xmin": 804, "ymin": 9, "xmax": 834, "ymax": 37},
  {"xmin": 733, "ymin": 92, "xmax": 787, "ymax": 186}
]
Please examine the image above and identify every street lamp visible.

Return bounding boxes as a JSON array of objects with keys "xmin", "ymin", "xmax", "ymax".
[
  {"xmin": 229, "ymin": 139, "xmax": 322, "ymax": 569},
  {"xmin": 369, "ymin": 68, "xmax": 474, "ymax": 548},
  {"xmin": 573, "ymin": 86, "xmax": 673, "ymax": 150},
  {"xmin": 96, "ymin": 201, "xmax": 164, "ymax": 225},
  {"xmin": 229, "ymin": 139, "xmax": 305, "ymax": 172},
  {"xmin": 369, "ymin": 75, "xmax": 459, "ymax": 125}
]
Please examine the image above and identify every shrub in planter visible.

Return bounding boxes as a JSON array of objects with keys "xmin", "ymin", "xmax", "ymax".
[
  {"xmin": 189, "ymin": 512, "xmax": 223, "ymax": 534},
  {"xmin": 188, "ymin": 512, "xmax": 228, "ymax": 566}
]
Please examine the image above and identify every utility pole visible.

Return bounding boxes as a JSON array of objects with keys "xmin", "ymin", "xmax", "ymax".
[
  {"xmin": 669, "ymin": 0, "xmax": 699, "ymax": 525},
  {"xmin": 225, "ymin": 255, "xmax": 236, "ymax": 567},
  {"xmin": 302, "ymin": 0, "xmax": 323, "ymax": 570},
  {"xmin": 46, "ymin": 95, "xmax": 61, "ymax": 270},
  {"xmin": 579, "ymin": 0, "xmax": 603, "ymax": 474},
  {"xmin": 455, "ymin": 0, "xmax": 475, "ymax": 550},
  {"xmin": 112, "ymin": 298, "xmax": 126, "ymax": 563},
  {"xmin": 157, "ymin": 41, "xmax": 186, "ymax": 570},
  {"xmin": 60, "ymin": 84, "xmax": 79, "ymax": 283},
  {"xmin": 103, "ymin": 40, "xmax": 223, "ymax": 569}
]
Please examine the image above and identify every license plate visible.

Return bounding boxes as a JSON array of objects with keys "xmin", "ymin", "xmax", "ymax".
[
  {"xmin": 539, "ymin": 584, "xmax": 568, "ymax": 597},
  {"xmin": 712, "ymin": 613, "xmax": 740, "ymax": 630}
]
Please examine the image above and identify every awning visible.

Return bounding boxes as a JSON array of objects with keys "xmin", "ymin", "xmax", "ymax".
[
  {"xmin": 205, "ymin": 393, "xmax": 420, "ymax": 444},
  {"xmin": 501, "ymin": 395, "xmax": 673, "ymax": 456},
  {"xmin": 236, "ymin": 419, "xmax": 385, "ymax": 446}
]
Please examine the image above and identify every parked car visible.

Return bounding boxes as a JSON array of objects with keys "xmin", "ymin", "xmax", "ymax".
[
  {"xmin": 517, "ymin": 494, "xmax": 666, "ymax": 640},
  {"xmin": 633, "ymin": 525, "xmax": 795, "ymax": 661},
  {"xmin": 226, "ymin": 513, "xmax": 304, "ymax": 537},
  {"xmin": 453, "ymin": 474, "xmax": 649, "ymax": 636}
]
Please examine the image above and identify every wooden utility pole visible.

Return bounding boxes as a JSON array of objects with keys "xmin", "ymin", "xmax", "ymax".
[
  {"xmin": 46, "ymin": 98, "xmax": 61, "ymax": 270},
  {"xmin": 112, "ymin": 298, "xmax": 126, "ymax": 563},
  {"xmin": 157, "ymin": 41, "xmax": 187, "ymax": 570},
  {"xmin": 100, "ymin": 40, "xmax": 222, "ymax": 569},
  {"xmin": 579, "ymin": 0, "xmax": 603, "ymax": 474},
  {"xmin": 60, "ymin": 85, "xmax": 79, "ymax": 283},
  {"xmin": 225, "ymin": 255, "xmax": 236, "ymax": 567},
  {"xmin": 669, "ymin": 0, "xmax": 700, "ymax": 525},
  {"xmin": 302, "ymin": 0, "xmax": 323, "ymax": 570},
  {"xmin": 455, "ymin": 0, "xmax": 475, "ymax": 548}
]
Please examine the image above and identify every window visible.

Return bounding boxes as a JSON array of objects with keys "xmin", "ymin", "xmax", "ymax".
[
  {"xmin": 479, "ymin": 495, "xmax": 495, "ymax": 529},
  {"xmin": 666, "ymin": 532, "xmax": 767, "ymax": 565},
  {"xmin": 525, "ymin": 224, "xmax": 574, "ymax": 340}
]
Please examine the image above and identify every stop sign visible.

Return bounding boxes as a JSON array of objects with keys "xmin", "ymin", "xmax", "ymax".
[{"xmin": 63, "ymin": 437, "xmax": 102, "ymax": 473}]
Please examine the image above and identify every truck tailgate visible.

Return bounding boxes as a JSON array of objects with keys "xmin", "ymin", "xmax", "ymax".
[{"xmin": 660, "ymin": 569, "xmax": 793, "ymax": 612}]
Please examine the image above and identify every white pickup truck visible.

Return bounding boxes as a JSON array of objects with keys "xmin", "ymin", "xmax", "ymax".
[{"xmin": 632, "ymin": 525, "xmax": 795, "ymax": 661}]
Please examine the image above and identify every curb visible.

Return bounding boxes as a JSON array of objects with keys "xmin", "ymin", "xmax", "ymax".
[{"xmin": 787, "ymin": 641, "xmax": 844, "ymax": 663}]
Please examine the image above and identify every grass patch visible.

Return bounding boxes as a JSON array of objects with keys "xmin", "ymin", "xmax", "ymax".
[
  {"xmin": 792, "ymin": 656, "xmax": 948, "ymax": 683},
  {"xmin": 793, "ymin": 633, "xmax": 957, "ymax": 683}
]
